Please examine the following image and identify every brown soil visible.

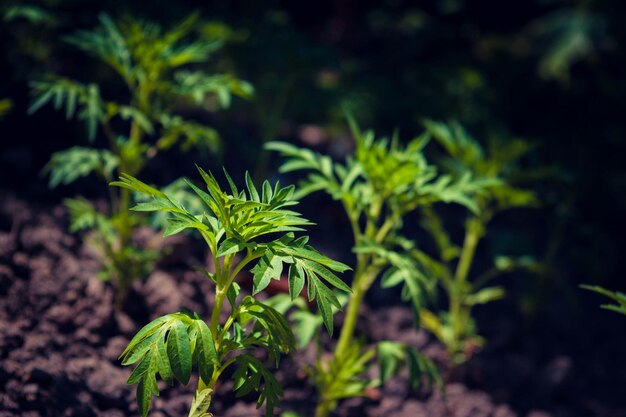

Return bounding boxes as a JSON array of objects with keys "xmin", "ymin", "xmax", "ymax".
[{"xmin": 1, "ymin": 196, "xmax": 624, "ymax": 417}]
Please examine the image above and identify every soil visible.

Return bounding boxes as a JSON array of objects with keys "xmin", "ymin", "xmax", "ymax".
[{"xmin": 1, "ymin": 195, "xmax": 625, "ymax": 417}]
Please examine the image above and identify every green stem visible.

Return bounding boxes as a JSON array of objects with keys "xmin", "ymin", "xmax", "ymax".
[
  {"xmin": 210, "ymin": 287, "xmax": 227, "ymax": 339},
  {"xmin": 450, "ymin": 217, "xmax": 482, "ymax": 352},
  {"xmin": 226, "ymin": 251, "xmax": 260, "ymax": 284},
  {"xmin": 315, "ymin": 206, "xmax": 388, "ymax": 417},
  {"xmin": 315, "ymin": 398, "xmax": 333, "ymax": 417},
  {"xmin": 334, "ymin": 264, "xmax": 368, "ymax": 359},
  {"xmin": 454, "ymin": 220, "xmax": 481, "ymax": 284}
]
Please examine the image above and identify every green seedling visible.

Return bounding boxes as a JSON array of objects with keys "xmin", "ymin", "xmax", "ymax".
[
  {"xmin": 417, "ymin": 120, "xmax": 539, "ymax": 363},
  {"xmin": 28, "ymin": 13, "xmax": 252, "ymax": 303},
  {"xmin": 581, "ymin": 285, "xmax": 626, "ymax": 315},
  {"xmin": 112, "ymin": 167, "xmax": 351, "ymax": 417},
  {"xmin": 267, "ymin": 116, "xmax": 489, "ymax": 417}
]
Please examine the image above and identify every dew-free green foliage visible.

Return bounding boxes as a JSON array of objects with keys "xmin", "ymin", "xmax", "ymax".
[
  {"xmin": 29, "ymin": 13, "xmax": 252, "ymax": 302},
  {"xmin": 267, "ymin": 116, "xmax": 489, "ymax": 417},
  {"xmin": 417, "ymin": 120, "xmax": 539, "ymax": 363},
  {"xmin": 581, "ymin": 285, "xmax": 626, "ymax": 315},
  {"xmin": 113, "ymin": 167, "xmax": 351, "ymax": 417}
]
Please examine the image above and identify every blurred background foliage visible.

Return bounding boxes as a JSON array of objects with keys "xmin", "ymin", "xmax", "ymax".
[{"xmin": 1, "ymin": 0, "xmax": 625, "ymax": 319}]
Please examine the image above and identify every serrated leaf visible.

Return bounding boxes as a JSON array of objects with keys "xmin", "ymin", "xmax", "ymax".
[
  {"xmin": 299, "ymin": 258, "xmax": 351, "ymax": 293},
  {"xmin": 189, "ymin": 388, "xmax": 214, "ymax": 417},
  {"xmin": 194, "ymin": 320, "xmax": 218, "ymax": 384},
  {"xmin": 308, "ymin": 275, "xmax": 339, "ymax": 335},
  {"xmin": 288, "ymin": 263, "xmax": 305, "ymax": 300},
  {"xmin": 155, "ymin": 334, "xmax": 174, "ymax": 385},
  {"xmin": 217, "ymin": 238, "xmax": 244, "ymax": 257},
  {"xmin": 120, "ymin": 315, "xmax": 171, "ymax": 360},
  {"xmin": 44, "ymin": 147, "xmax": 119, "ymax": 188},
  {"xmin": 245, "ymin": 171, "xmax": 260, "ymax": 202},
  {"xmin": 251, "ymin": 252, "xmax": 284, "ymax": 294},
  {"xmin": 136, "ymin": 375, "xmax": 158, "ymax": 417},
  {"xmin": 166, "ymin": 320, "xmax": 192, "ymax": 384},
  {"xmin": 282, "ymin": 246, "xmax": 351, "ymax": 273},
  {"xmin": 233, "ymin": 355, "xmax": 283, "ymax": 417},
  {"xmin": 127, "ymin": 352, "xmax": 151, "ymax": 384}
]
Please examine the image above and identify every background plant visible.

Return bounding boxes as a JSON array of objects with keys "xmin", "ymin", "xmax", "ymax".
[
  {"xmin": 581, "ymin": 285, "xmax": 626, "ymax": 315},
  {"xmin": 28, "ymin": 12, "xmax": 252, "ymax": 303},
  {"xmin": 113, "ymin": 167, "xmax": 351, "ymax": 417},
  {"xmin": 267, "ymin": 115, "xmax": 492, "ymax": 417},
  {"xmin": 416, "ymin": 120, "xmax": 540, "ymax": 363}
]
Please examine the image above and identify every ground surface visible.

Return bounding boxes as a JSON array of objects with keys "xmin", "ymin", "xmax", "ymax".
[{"xmin": 1, "ymin": 196, "xmax": 624, "ymax": 417}]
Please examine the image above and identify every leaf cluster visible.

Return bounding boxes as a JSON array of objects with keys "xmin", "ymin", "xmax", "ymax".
[
  {"xmin": 376, "ymin": 340, "xmax": 442, "ymax": 391},
  {"xmin": 266, "ymin": 116, "xmax": 489, "ymax": 315},
  {"xmin": 120, "ymin": 313, "xmax": 217, "ymax": 416},
  {"xmin": 112, "ymin": 167, "xmax": 351, "ymax": 334},
  {"xmin": 29, "ymin": 13, "xmax": 252, "ymax": 148},
  {"xmin": 422, "ymin": 119, "xmax": 539, "ymax": 213},
  {"xmin": 120, "ymin": 298, "xmax": 292, "ymax": 417},
  {"xmin": 267, "ymin": 119, "xmax": 488, "ymax": 222}
]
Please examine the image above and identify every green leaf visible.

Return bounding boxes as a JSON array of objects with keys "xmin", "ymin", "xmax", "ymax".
[
  {"xmin": 232, "ymin": 354, "xmax": 283, "ymax": 417},
  {"xmin": 155, "ymin": 334, "xmax": 174, "ymax": 385},
  {"xmin": 127, "ymin": 352, "xmax": 151, "ymax": 384},
  {"xmin": 166, "ymin": 320, "xmax": 192, "ymax": 385},
  {"xmin": 407, "ymin": 348, "xmax": 443, "ymax": 392},
  {"xmin": 307, "ymin": 274, "xmax": 339, "ymax": 335},
  {"xmin": 29, "ymin": 78, "xmax": 104, "ymax": 141},
  {"xmin": 251, "ymin": 252, "xmax": 284, "ymax": 294},
  {"xmin": 189, "ymin": 388, "xmax": 214, "ymax": 417},
  {"xmin": 194, "ymin": 319, "xmax": 218, "ymax": 384},
  {"xmin": 44, "ymin": 147, "xmax": 119, "ymax": 188},
  {"xmin": 136, "ymin": 375, "xmax": 157, "ymax": 417},
  {"xmin": 121, "ymin": 331, "xmax": 161, "ymax": 366},
  {"xmin": 227, "ymin": 281, "xmax": 241, "ymax": 310},
  {"xmin": 281, "ymin": 246, "xmax": 351, "ymax": 273},
  {"xmin": 217, "ymin": 238, "xmax": 244, "ymax": 257},
  {"xmin": 581, "ymin": 284, "xmax": 626, "ymax": 316},
  {"xmin": 245, "ymin": 171, "xmax": 260, "ymax": 202},
  {"xmin": 466, "ymin": 287, "xmax": 505, "ymax": 306},
  {"xmin": 288, "ymin": 263, "xmax": 305, "ymax": 300},
  {"xmin": 291, "ymin": 310, "xmax": 323, "ymax": 348},
  {"xmin": 377, "ymin": 341, "xmax": 406, "ymax": 383},
  {"xmin": 3, "ymin": 5, "xmax": 55, "ymax": 25},
  {"xmin": 111, "ymin": 173, "xmax": 167, "ymax": 199},
  {"xmin": 298, "ymin": 258, "xmax": 351, "ymax": 294}
]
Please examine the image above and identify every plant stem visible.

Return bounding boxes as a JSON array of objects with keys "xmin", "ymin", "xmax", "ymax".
[
  {"xmin": 210, "ymin": 288, "xmax": 227, "ymax": 340},
  {"xmin": 454, "ymin": 219, "xmax": 481, "ymax": 284},
  {"xmin": 315, "ymin": 398, "xmax": 333, "ymax": 417},
  {"xmin": 192, "ymin": 255, "xmax": 236, "ymax": 416},
  {"xmin": 315, "ymin": 206, "xmax": 386, "ymax": 417},
  {"xmin": 334, "ymin": 265, "xmax": 368, "ymax": 359},
  {"xmin": 449, "ymin": 217, "xmax": 482, "ymax": 353}
]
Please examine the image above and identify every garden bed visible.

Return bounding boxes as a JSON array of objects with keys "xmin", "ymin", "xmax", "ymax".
[{"xmin": 1, "ymin": 195, "xmax": 624, "ymax": 417}]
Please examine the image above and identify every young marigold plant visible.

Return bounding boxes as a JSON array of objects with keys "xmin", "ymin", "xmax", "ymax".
[
  {"xmin": 112, "ymin": 167, "xmax": 351, "ymax": 417},
  {"xmin": 267, "ymin": 116, "xmax": 491, "ymax": 417},
  {"xmin": 29, "ymin": 13, "xmax": 252, "ymax": 303},
  {"xmin": 417, "ymin": 120, "xmax": 539, "ymax": 363}
]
